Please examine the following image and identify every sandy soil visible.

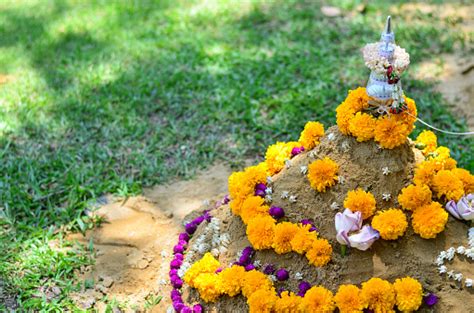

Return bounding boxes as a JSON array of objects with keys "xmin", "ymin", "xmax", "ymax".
[{"xmin": 69, "ymin": 163, "xmax": 232, "ymax": 312}]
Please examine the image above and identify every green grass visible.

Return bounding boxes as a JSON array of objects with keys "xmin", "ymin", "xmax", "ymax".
[{"xmin": 0, "ymin": 0, "xmax": 472, "ymax": 310}]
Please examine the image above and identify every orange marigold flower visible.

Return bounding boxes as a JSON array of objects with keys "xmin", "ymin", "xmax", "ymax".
[
  {"xmin": 241, "ymin": 270, "xmax": 273, "ymax": 298},
  {"xmin": 442, "ymin": 157, "xmax": 457, "ymax": 170},
  {"xmin": 336, "ymin": 104, "xmax": 356, "ymax": 135},
  {"xmin": 374, "ymin": 116, "xmax": 409, "ymax": 149},
  {"xmin": 265, "ymin": 141, "xmax": 300, "ymax": 175},
  {"xmin": 335, "ymin": 284, "xmax": 368, "ymax": 313},
  {"xmin": 228, "ymin": 171, "xmax": 253, "ymax": 215},
  {"xmin": 184, "ymin": 253, "xmax": 221, "ymax": 288},
  {"xmin": 290, "ymin": 224, "xmax": 317, "ymax": 254},
  {"xmin": 299, "ymin": 121, "xmax": 325, "ymax": 150},
  {"xmin": 275, "ymin": 291, "xmax": 302, "ymax": 312},
  {"xmin": 307, "ymin": 157, "xmax": 339, "ymax": 192},
  {"xmin": 240, "ymin": 196, "xmax": 269, "ymax": 224},
  {"xmin": 393, "ymin": 277, "xmax": 423, "ymax": 313},
  {"xmin": 305, "ymin": 238, "xmax": 332, "ymax": 267},
  {"xmin": 361, "ymin": 278, "xmax": 396, "ymax": 313},
  {"xmin": 246, "ymin": 216, "xmax": 276, "ymax": 249},
  {"xmin": 345, "ymin": 87, "xmax": 370, "ymax": 111},
  {"xmin": 219, "ymin": 265, "xmax": 246, "ymax": 297},
  {"xmin": 194, "ymin": 273, "xmax": 222, "ymax": 302},
  {"xmin": 348, "ymin": 112, "xmax": 377, "ymax": 142},
  {"xmin": 273, "ymin": 222, "xmax": 299, "ymax": 254},
  {"xmin": 397, "ymin": 184, "xmax": 432, "ymax": 211},
  {"xmin": 371, "ymin": 209, "xmax": 408, "ymax": 240},
  {"xmin": 403, "ymin": 96, "xmax": 418, "ymax": 126},
  {"xmin": 433, "ymin": 146, "xmax": 450, "ymax": 160},
  {"xmin": 415, "ymin": 130, "xmax": 437, "ymax": 155},
  {"xmin": 413, "ymin": 161, "xmax": 438, "ymax": 187},
  {"xmin": 343, "ymin": 188, "xmax": 377, "ymax": 219},
  {"xmin": 432, "ymin": 170, "xmax": 464, "ymax": 201},
  {"xmin": 452, "ymin": 168, "xmax": 474, "ymax": 194},
  {"xmin": 299, "ymin": 286, "xmax": 336, "ymax": 312},
  {"xmin": 411, "ymin": 201, "xmax": 448, "ymax": 239},
  {"xmin": 247, "ymin": 287, "xmax": 277, "ymax": 313}
]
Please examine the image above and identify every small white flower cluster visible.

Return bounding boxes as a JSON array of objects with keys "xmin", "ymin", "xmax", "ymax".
[
  {"xmin": 285, "ymin": 159, "xmax": 292, "ymax": 169},
  {"xmin": 281, "ymin": 190, "xmax": 297, "ymax": 203},
  {"xmin": 330, "ymin": 202, "xmax": 340, "ymax": 210},
  {"xmin": 382, "ymin": 166, "xmax": 391, "ymax": 176},
  {"xmin": 309, "ymin": 150, "xmax": 318, "ymax": 158},
  {"xmin": 300, "ymin": 166, "xmax": 308, "ymax": 175},
  {"xmin": 178, "ymin": 218, "xmax": 230, "ymax": 278},
  {"xmin": 294, "ymin": 272, "xmax": 303, "ymax": 280},
  {"xmin": 382, "ymin": 193, "xmax": 391, "ymax": 201},
  {"xmin": 265, "ymin": 186, "xmax": 273, "ymax": 203},
  {"xmin": 327, "ymin": 132, "xmax": 336, "ymax": 141},
  {"xmin": 341, "ymin": 141, "xmax": 351, "ymax": 152},
  {"xmin": 435, "ymin": 227, "xmax": 474, "ymax": 288},
  {"xmin": 338, "ymin": 176, "xmax": 346, "ymax": 185}
]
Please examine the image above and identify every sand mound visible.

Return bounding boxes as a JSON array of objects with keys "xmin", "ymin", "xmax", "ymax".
[{"xmin": 181, "ymin": 126, "xmax": 472, "ymax": 312}]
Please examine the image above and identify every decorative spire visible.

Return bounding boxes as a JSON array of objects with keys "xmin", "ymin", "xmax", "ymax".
[{"xmin": 362, "ymin": 16, "xmax": 410, "ymax": 115}]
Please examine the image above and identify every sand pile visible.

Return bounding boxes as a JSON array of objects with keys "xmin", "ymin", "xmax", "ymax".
[{"xmin": 180, "ymin": 126, "xmax": 472, "ymax": 312}]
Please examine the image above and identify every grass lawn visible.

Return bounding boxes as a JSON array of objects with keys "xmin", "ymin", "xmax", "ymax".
[{"xmin": 0, "ymin": 0, "xmax": 472, "ymax": 310}]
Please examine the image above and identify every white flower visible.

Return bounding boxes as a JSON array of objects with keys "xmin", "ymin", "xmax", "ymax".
[
  {"xmin": 457, "ymin": 246, "xmax": 466, "ymax": 254},
  {"xmin": 454, "ymin": 273, "xmax": 463, "ymax": 282},
  {"xmin": 465, "ymin": 278, "xmax": 473, "ymax": 287},
  {"xmin": 211, "ymin": 248, "xmax": 219, "ymax": 257},
  {"xmin": 435, "ymin": 257, "xmax": 444, "ymax": 266},
  {"xmin": 167, "ymin": 305, "xmax": 174, "ymax": 313},
  {"xmin": 254, "ymin": 260, "xmax": 262, "ymax": 267},
  {"xmin": 267, "ymin": 176, "xmax": 273, "ymax": 184},
  {"xmin": 438, "ymin": 265, "xmax": 447, "ymax": 274},
  {"xmin": 159, "ymin": 279, "xmax": 168, "ymax": 285},
  {"xmin": 265, "ymin": 195, "xmax": 273, "ymax": 203},
  {"xmin": 309, "ymin": 151, "xmax": 317, "ymax": 158},
  {"xmin": 300, "ymin": 166, "xmax": 308, "ymax": 175},
  {"xmin": 289, "ymin": 195, "xmax": 297, "ymax": 203},
  {"xmin": 197, "ymin": 243, "xmax": 210, "ymax": 254},
  {"xmin": 447, "ymin": 270, "xmax": 455, "ymax": 278},
  {"xmin": 160, "ymin": 250, "xmax": 169, "ymax": 258},
  {"xmin": 294, "ymin": 272, "xmax": 303, "ymax": 280},
  {"xmin": 281, "ymin": 191, "xmax": 289, "ymax": 199},
  {"xmin": 382, "ymin": 167, "xmax": 391, "ymax": 175},
  {"xmin": 447, "ymin": 247, "xmax": 455, "ymax": 260},
  {"xmin": 439, "ymin": 251, "xmax": 447, "ymax": 260},
  {"xmin": 338, "ymin": 176, "xmax": 346, "ymax": 184},
  {"xmin": 269, "ymin": 275, "xmax": 277, "ymax": 282},
  {"xmin": 265, "ymin": 187, "xmax": 273, "ymax": 195},
  {"xmin": 202, "ymin": 199, "xmax": 210, "ymax": 207},
  {"xmin": 330, "ymin": 202, "xmax": 340, "ymax": 210},
  {"xmin": 341, "ymin": 141, "xmax": 350, "ymax": 152},
  {"xmin": 285, "ymin": 159, "xmax": 292, "ymax": 169},
  {"xmin": 382, "ymin": 193, "xmax": 391, "ymax": 201},
  {"xmin": 327, "ymin": 133, "xmax": 335, "ymax": 141},
  {"xmin": 219, "ymin": 246, "xmax": 227, "ymax": 254},
  {"xmin": 377, "ymin": 144, "xmax": 383, "ymax": 151},
  {"xmin": 177, "ymin": 269, "xmax": 185, "ymax": 278}
]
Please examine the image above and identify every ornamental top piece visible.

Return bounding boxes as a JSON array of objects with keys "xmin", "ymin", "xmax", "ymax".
[{"xmin": 362, "ymin": 16, "xmax": 410, "ymax": 114}]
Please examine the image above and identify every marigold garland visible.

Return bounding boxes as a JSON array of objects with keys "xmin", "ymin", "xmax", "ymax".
[
  {"xmin": 299, "ymin": 286, "xmax": 336, "ymax": 312},
  {"xmin": 290, "ymin": 224, "xmax": 317, "ymax": 254},
  {"xmin": 307, "ymin": 157, "xmax": 339, "ymax": 192},
  {"xmin": 411, "ymin": 201, "xmax": 448, "ymax": 239},
  {"xmin": 393, "ymin": 277, "xmax": 423, "ymax": 312},
  {"xmin": 432, "ymin": 170, "xmax": 464, "ymax": 201},
  {"xmin": 185, "ymin": 254, "xmax": 424, "ymax": 313},
  {"xmin": 240, "ymin": 196, "xmax": 269, "ymax": 224},
  {"xmin": 334, "ymin": 284, "xmax": 368, "ymax": 313},
  {"xmin": 272, "ymin": 222, "xmax": 300, "ymax": 254},
  {"xmin": 371, "ymin": 209, "xmax": 408, "ymax": 240},
  {"xmin": 265, "ymin": 141, "xmax": 300, "ymax": 175},
  {"xmin": 343, "ymin": 188, "xmax": 377, "ymax": 219},
  {"xmin": 299, "ymin": 121, "xmax": 325, "ymax": 150},
  {"xmin": 361, "ymin": 277, "xmax": 396, "ymax": 313},
  {"xmin": 246, "ymin": 215, "xmax": 276, "ymax": 250},
  {"xmin": 336, "ymin": 87, "xmax": 417, "ymax": 149},
  {"xmin": 183, "ymin": 252, "xmax": 220, "ymax": 288},
  {"xmin": 397, "ymin": 184, "xmax": 432, "ymax": 211}
]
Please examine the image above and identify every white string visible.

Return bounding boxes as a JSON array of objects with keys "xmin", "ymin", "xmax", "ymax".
[{"xmin": 403, "ymin": 111, "xmax": 474, "ymax": 136}]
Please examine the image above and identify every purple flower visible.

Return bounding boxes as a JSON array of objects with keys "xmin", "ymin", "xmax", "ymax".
[
  {"xmin": 203, "ymin": 210, "xmax": 212, "ymax": 222},
  {"xmin": 446, "ymin": 194, "xmax": 474, "ymax": 221},
  {"xmin": 239, "ymin": 246, "xmax": 255, "ymax": 265},
  {"xmin": 171, "ymin": 277, "xmax": 183, "ymax": 289},
  {"xmin": 301, "ymin": 219, "xmax": 314, "ymax": 226},
  {"xmin": 347, "ymin": 225, "xmax": 380, "ymax": 251},
  {"xmin": 291, "ymin": 146, "xmax": 305, "ymax": 157},
  {"xmin": 193, "ymin": 304, "xmax": 203, "ymax": 313},
  {"xmin": 263, "ymin": 264, "xmax": 275, "ymax": 275},
  {"xmin": 309, "ymin": 226, "xmax": 318, "ymax": 232},
  {"xmin": 275, "ymin": 268, "xmax": 289, "ymax": 281},
  {"xmin": 193, "ymin": 215, "xmax": 205, "ymax": 225},
  {"xmin": 169, "ymin": 269, "xmax": 178, "ymax": 277},
  {"xmin": 255, "ymin": 183, "xmax": 267, "ymax": 191},
  {"xmin": 182, "ymin": 307, "xmax": 192, "ymax": 313},
  {"xmin": 174, "ymin": 253, "xmax": 184, "ymax": 261},
  {"xmin": 269, "ymin": 206, "xmax": 285, "ymax": 219},
  {"xmin": 179, "ymin": 233, "xmax": 190, "ymax": 242},
  {"xmin": 171, "ymin": 289, "xmax": 182, "ymax": 301},
  {"xmin": 173, "ymin": 301, "xmax": 185, "ymax": 312},
  {"xmin": 298, "ymin": 281, "xmax": 311, "ymax": 296},
  {"xmin": 255, "ymin": 189, "xmax": 266, "ymax": 197},
  {"xmin": 173, "ymin": 244, "xmax": 185, "ymax": 254},
  {"xmin": 185, "ymin": 222, "xmax": 197, "ymax": 235},
  {"xmin": 170, "ymin": 258, "xmax": 182, "ymax": 269},
  {"xmin": 215, "ymin": 267, "xmax": 223, "ymax": 273},
  {"xmin": 245, "ymin": 264, "xmax": 255, "ymax": 271},
  {"xmin": 424, "ymin": 293, "xmax": 438, "ymax": 307}
]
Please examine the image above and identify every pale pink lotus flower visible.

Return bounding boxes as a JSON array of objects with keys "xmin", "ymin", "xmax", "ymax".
[{"xmin": 446, "ymin": 194, "xmax": 474, "ymax": 221}]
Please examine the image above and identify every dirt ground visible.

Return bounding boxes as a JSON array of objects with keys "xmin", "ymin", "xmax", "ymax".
[{"xmin": 69, "ymin": 163, "xmax": 232, "ymax": 312}]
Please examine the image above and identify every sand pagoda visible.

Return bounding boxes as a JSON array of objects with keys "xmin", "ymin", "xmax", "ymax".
[{"xmin": 167, "ymin": 17, "xmax": 474, "ymax": 313}]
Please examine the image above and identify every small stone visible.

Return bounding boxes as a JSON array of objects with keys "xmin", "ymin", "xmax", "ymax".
[
  {"xmin": 137, "ymin": 259, "xmax": 149, "ymax": 269},
  {"xmin": 102, "ymin": 277, "xmax": 114, "ymax": 288},
  {"xmin": 95, "ymin": 284, "xmax": 108, "ymax": 294}
]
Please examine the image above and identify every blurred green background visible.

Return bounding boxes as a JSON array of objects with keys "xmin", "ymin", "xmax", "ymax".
[{"xmin": 0, "ymin": 0, "xmax": 472, "ymax": 310}]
